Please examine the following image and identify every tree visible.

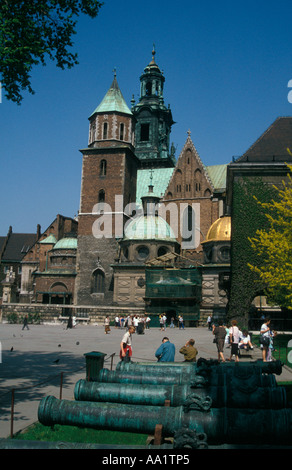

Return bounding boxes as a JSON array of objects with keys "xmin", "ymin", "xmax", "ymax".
[
  {"xmin": 248, "ymin": 164, "xmax": 292, "ymax": 310},
  {"xmin": 0, "ymin": 0, "xmax": 103, "ymax": 104}
]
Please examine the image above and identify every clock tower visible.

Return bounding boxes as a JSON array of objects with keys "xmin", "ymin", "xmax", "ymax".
[{"xmin": 132, "ymin": 47, "xmax": 176, "ymax": 168}]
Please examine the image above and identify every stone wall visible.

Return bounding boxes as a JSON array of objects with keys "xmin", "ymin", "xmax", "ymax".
[{"xmin": 0, "ymin": 303, "xmax": 145, "ymax": 324}]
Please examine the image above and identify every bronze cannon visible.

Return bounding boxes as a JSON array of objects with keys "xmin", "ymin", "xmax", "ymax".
[
  {"xmin": 74, "ymin": 379, "xmax": 287, "ymax": 409},
  {"xmin": 96, "ymin": 364, "xmax": 277, "ymax": 388},
  {"xmin": 38, "ymin": 395, "xmax": 292, "ymax": 445}
]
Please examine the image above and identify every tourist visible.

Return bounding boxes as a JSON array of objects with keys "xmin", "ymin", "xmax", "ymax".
[
  {"xmin": 229, "ymin": 320, "xmax": 240, "ymax": 362},
  {"xmin": 145, "ymin": 315, "xmax": 151, "ymax": 329},
  {"xmin": 238, "ymin": 329, "xmax": 253, "ymax": 351},
  {"xmin": 207, "ymin": 314, "xmax": 213, "ymax": 330},
  {"xmin": 179, "ymin": 339, "xmax": 198, "ymax": 362},
  {"xmin": 104, "ymin": 315, "xmax": 110, "ymax": 334},
  {"xmin": 155, "ymin": 337, "xmax": 175, "ymax": 362},
  {"xmin": 170, "ymin": 316, "xmax": 175, "ymax": 328},
  {"xmin": 22, "ymin": 314, "xmax": 29, "ymax": 331},
  {"xmin": 212, "ymin": 320, "xmax": 227, "ymax": 362},
  {"xmin": 178, "ymin": 315, "xmax": 184, "ymax": 329},
  {"xmin": 267, "ymin": 328, "xmax": 277, "ymax": 362},
  {"xmin": 260, "ymin": 317, "xmax": 271, "ymax": 362},
  {"xmin": 66, "ymin": 314, "xmax": 73, "ymax": 329},
  {"xmin": 161, "ymin": 314, "xmax": 166, "ymax": 331},
  {"xmin": 120, "ymin": 326, "xmax": 135, "ymax": 362}
]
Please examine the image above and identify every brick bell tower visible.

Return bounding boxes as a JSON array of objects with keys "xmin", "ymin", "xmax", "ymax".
[{"xmin": 75, "ymin": 71, "xmax": 139, "ymax": 306}]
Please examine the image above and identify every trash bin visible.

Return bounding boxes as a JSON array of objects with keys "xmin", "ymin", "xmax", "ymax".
[{"xmin": 84, "ymin": 351, "xmax": 107, "ymax": 381}]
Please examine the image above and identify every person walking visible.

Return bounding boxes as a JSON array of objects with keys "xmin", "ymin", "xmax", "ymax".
[
  {"xmin": 120, "ymin": 326, "xmax": 135, "ymax": 362},
  {"xmin": 229, "ymin": 320, "xmax": 240, "ymax": 362},
  {"xmin": 104, "ymin": 315, "xmax": 111, "ymax": 334},
  {"xmin": 260, "ymin": 317, "xmax": 271, "ymax": 362},
  {"xmin": 178, "ymin": 315, "xmax": 184, "ymax": 329},
  {"xmin": 212, "ymin": 320, "xmax": 227, "ymax": 362},
  {"xmin": 22, "ymin": 314, "xmax": 29, "ymax": 330},
  {"xmin": 207, "ymin": 315, "xmax": 213, "ymax": 330},
  {"xmin": 155, "ymin": 337, "xmax": 175, "ymax": 362}
]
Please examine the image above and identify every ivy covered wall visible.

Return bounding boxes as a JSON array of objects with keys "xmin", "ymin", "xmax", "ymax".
[{"xmin": 227, "ymin": 175, "xmax": 278, "ymax": 326}]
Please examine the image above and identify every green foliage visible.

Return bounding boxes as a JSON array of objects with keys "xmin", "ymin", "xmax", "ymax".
[
  {"xmin": 0, "ymin": 0, "xmax": 103, "ymax": 104},
  {"xmin": 248, "ymin": 165, "xmax": 292, "ymax": 309},
  {"xmin": 228, "ymin": 176, "xmax": 278, "ymax": 322},
  {"xmin": 27, "ymin": 311, "xmax": 41, "ymax": 324},
  {"xmin": 15, "ymin": 422, "xmax": 149, "ymax": 445},
  {"xmin": 7, "ymin": 311, "xmax": 18, "ymax": 323}
]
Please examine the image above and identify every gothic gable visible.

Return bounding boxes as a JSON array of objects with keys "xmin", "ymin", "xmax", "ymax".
[{"xmin": 164, "ymin": 132, "xmax": 214, "ymax": 200}]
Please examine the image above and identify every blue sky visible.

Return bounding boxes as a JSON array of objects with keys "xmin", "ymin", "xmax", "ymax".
[{"xmin": 0, "ymin": 0, "xmax": 292, "ymax": 234}]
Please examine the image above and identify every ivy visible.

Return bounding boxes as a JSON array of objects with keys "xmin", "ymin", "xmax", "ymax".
[{"xmin": 228, "ymin": 176, "xmax": 278, "ymax": 325}]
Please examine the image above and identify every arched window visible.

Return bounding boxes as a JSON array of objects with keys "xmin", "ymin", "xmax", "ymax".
[
  {"xmin": 103, "ymin": 122, "xmax": 108, "ymax": 139},
  {"xmin": 182, "ymin": 205, "xmax": 195, "ymax": 248},
  {"xmin": 146, "ymin": 82, "xmax": 152, "ymax": 96},
  {"xmin": 100, "ymin": 160, "xmax": 107, "ymax": 177},
  {"xmin": 120, "ymin": 123, "xmax": 124, "ymax": 140},
  {"xmin": 92, "ymin": 269, "xmax": 105, "ymax": 294},
  {"xmin": 98, "ymin": 189, "xmax": 105, "ymax": 203}
]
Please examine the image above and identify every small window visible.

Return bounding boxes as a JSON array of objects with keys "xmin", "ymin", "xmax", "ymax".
[
  {"xmin": 120, "ymin": 123, "xmax": 124, "ymax": 140},
  {"xmin": 103, "ymin": 122, "xmax": 108, "ymax": 139},
  {"xmin": 158, "ymin": 246, "xmax": 168, "ymax": 257},
  {"xmin": 100, "ymin": 159, "xmax": 107, "ymax": 177},
  {"xmin": 141, "ymin": 123, "xmax": 150, "ymax": 141},
  {"xmin": 137, "ymin": 245, "xmax": 149, "ymax": 261},
  {"xmin": 146, "ymin": 82, "xmax": 152, "ymax": 96},
  {"xmin": 98, "ymin": 190, "xmax": 105, "ymax": 202}
]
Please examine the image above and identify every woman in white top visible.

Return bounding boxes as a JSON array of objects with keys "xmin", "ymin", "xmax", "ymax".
[
  {"xmin": 229, "ymin": 320, "xmax": 240, "ymax": 362},
  {"xmin": 260, "ymin": 317, "xmax": 271, "ymax": 362}
]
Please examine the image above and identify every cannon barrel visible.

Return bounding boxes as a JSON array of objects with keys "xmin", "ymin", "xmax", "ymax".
[
  {"xmin": 116, "ymin": 359, "xmax": 282, "ymax": 376},
  {"xmin": 0, "ymin": 438, "xmax": 171, "ymax": 450},
  {"xmin": 38, "ymin": 396, "xmax": 292, "ymax": 445},
  {"xmin": 97, "ymin": 366, "xmax": 277, "ymax": 388},
  {"xmin": 74, "ymin": 379, "xmax": 287, "ymax": 409}
]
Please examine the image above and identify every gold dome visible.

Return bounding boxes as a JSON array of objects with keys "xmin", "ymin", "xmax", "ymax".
[{"xmin": 203, "ymin": 216, "xmax": 231, "ymax": 243}]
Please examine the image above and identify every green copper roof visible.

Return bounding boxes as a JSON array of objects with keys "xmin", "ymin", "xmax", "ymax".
[
  {"xmin": 53, "ymin": 238, "xmax": 77, "ymax": 250},
  {"xmin": 136, "ymin": 168, "xmax": 174, "ymax": 204},
  {"xmin": 90, "ymin": 76, "xmax": 132, "ymax": 117},
  {"xmin": 205, "ymin": 164, "xmax": 227, "ymax": 191},
  {"xmin": 124, "ymin": 215, "xmax": 176, "ymax": 242},
  {"xmin": 39, "ymin": 234, "xmax": 57, "ymax": 245}
]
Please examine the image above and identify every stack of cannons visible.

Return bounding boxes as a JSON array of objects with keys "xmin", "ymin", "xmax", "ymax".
[{"xmin": 38, "ymin": 353, "xmax": 292, "ymax": 448}]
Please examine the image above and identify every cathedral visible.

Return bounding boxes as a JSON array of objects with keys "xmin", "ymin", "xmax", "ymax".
[
  {"xmin": 2, "ymin": 48, "xmax": 291, "ymax": 328},
  {"xmin": 74, "ymin": 48, "xmax": 229, "ymax": 326}
]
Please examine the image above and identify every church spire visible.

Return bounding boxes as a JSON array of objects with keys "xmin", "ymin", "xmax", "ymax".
[{"xmin": 132, "ymin": 48, "xmax": 175, "ymax": 168}]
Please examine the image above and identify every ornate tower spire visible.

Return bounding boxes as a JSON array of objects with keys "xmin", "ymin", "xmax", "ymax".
[{"xmin": 131, "ymin": 48, "xmax": 175, "ymax": 168}]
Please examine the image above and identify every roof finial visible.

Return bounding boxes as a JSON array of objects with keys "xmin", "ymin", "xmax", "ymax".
[
  {"xmin": 148, "ymin": 168, "xmax": 154, "ymax": 193},
  {"xmin": 152, "ymin": 43, "xmax": 156, "ymax": 61},
  {"xmin": 113, "ymin": 67, "xmax": 117, "ymax": 78},
  {"xmin": 187, "ymin": 129, "xmax": 191, "ymax": 137}
]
